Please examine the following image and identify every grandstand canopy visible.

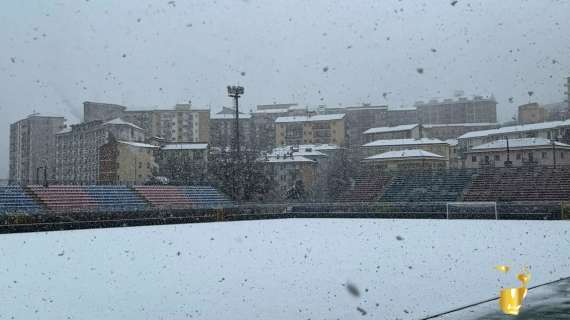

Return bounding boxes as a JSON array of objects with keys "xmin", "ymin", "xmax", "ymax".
[{"xmin": 363, "ymin": 149, "xmax": 445, "ymax": 162}]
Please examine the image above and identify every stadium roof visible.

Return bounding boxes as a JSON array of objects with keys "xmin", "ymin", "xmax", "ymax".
[
  {"xmin": 458, "ymin": 119, "xmax": 570, "ymax": 139},
  {"xmin": 161, "ymin": 143, "xmax": 208, "ymax": 150},
  {"xmin": 364, "ymin": 149, "xmax": 445, "ymax": 161},
  {"xmin": 363, "ymin": 124, "xmax": 418, "ymax": 135},
  {"xmin": 104, "ymin": 118, "xmax": 144, "ymax": 130},
  {"xmin": 275, "ymin": 114, "xmax": 345, "ymax": 123},
  {"xmin": 468, "ymin": 138, "xmax": 570, "ymax": 152},
  {"xmin": 362, "ymin": 138, "xmax": 447, "ymax": 147}
]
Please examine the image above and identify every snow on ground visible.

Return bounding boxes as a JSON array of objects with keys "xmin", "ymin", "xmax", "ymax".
[{"xmin": 0, "ymin": 219, "xmax": 569, "ymax": 320}]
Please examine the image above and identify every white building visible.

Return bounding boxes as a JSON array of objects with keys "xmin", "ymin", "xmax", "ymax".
[{"xmin": 463, "ymin": 138, "xmax": 570, "ymax": 168}]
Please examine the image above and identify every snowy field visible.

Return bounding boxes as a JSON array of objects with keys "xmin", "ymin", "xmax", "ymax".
[{"xmin": 1, "ymin": 219, "xmax": 569, "ymax": 320}]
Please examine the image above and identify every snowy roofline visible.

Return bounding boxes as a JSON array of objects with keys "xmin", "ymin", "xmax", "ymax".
[
  {"xmin": 210, "ymin": 113, "xmax": 252, "ymax": 120},
  {"xmin": 104, "ymin": 118, "xmax": 144, "ymax": 130},
  {"xmin": 363, "ymin": 149, "xmax": 445, "ymax": 161},
  {"xmin": 161, "ymin": 143, "xmax": 208, "ymax": 150},
  {"xmin": 363, "ymin": 124, "xmax": 418, "ymax": 135},
  {"xmin": 423, "ymin": 122, "xmax": 498, "ymax": 128},
  {"xmin": 466, "ymin": 138, "xmax": 570, "ymax": 152},
  {"xmin": 117, "ymin": 141, "xmax": 158, "ymax": 148},
  {"xmin": 275, "ymin": 114, "xmax": 345, "ymax": 123},
  {"xmin": 261, "ymin": 155, "xmax": 316, "ymax": 163},
  {"xmin": 458, "ymin": 119, "xmax": 570, "ymax": 140},
  {"xmin": 362, "ymin": 138, "xmax": 447, "ymax": 147}
]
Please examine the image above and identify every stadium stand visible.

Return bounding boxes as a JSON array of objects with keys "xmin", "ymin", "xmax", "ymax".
[
  {"xmin": 0, "ymin": 186, "xmax": 42, "ymax": 214},
  {"xmin": 180, "ymin": 186, "xmax": 234, "ymax": 208},
  {"xmin": 28, "ymin": 185, "xmax": 97, "ymax": 211},
  {"xmin": 463, "ymin": 167, "xmax": 570, "ymax": 202},
  {"xmin": 133, "ymin": 186, "xmax": 195, "ymax": 208},
  {"xmin": 337, "ymin": 173, "xmax": 393, "ymax": 202},
  {"xmin": 85, "ymin": 185, "xmax": 148, "ymax": 211},
  {"xmin": 379, "ymin": 170, "xmax": 475, "ymax": 202}
]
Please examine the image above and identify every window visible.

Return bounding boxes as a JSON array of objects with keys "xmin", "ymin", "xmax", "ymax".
[
  {"xmin": 516, "ymin": 153, "xmax": 522, "ymax": 160},
  {"xmin": 561, "ymin": 151, "xmax": 565, "ymax": 159},
  {"xmin": 494, "ymin": 154, "xmax": 500, "ymax": 161},
  {"xmin": 471, "ymin": 156, "xmax": 477, "ymax": 162},
  {"xmin": 542, "ymin": 152, "xmax": 547, "ymax": 159}
]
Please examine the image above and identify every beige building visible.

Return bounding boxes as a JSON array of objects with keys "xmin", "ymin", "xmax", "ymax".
[
  {"xmin": 209, "ymin": 107, "xmax": 253, "ymax": 150},
  {"xmin": 55, "ymin": 118, "xmax": 146, "ymax": 183},
  {"xmin": 416, "ymin": 96, "xmax": 497, "ymax": 124},
  {"xmin": 422, "ymin": 123, "xmax": 498, "ymax": 140},
  {"xmin": 275, "ymin": 114, "xmax": 346, "ymax": 146},
  {"xmin": 157, "ymin": 142, "xmax": 209, "ymax": 183},
  {"xmin": 362, "ymin": 149, "xmax": 447, "ymax": 171},
  {"xmin": 9, "ymin": 115, "xmax": 66, "ymax": 184},
  {"xmin": 99, "ymin": 140, "xmax": 158, "ymax": 184},
  {"xmin": 463, "ymin": 138, "xmax": 570, "ymax": 169},
  {"xmin": 518, "ymin": 103, "xmax": 547, "ymax": 124},
  {"xmin": 325, "ymin": 104, "xmax": 389, "ymax": 148},
  {"xmin": 261, "ymin": 153, "xmax": 317, "ymax": 199}
]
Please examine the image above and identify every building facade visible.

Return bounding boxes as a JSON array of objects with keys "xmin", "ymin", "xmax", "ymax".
[
  {"xmin": 363, "ymin": 124, "xmax": 421, "ymax": 143},
  {"xmin": 209, "ymin": 108, "xmax": 253, "ymax": 151},
  {"xmin": 463, "ymin": 138, "xmax": 570, "ymax": 169},
  {"xmin": 325, "ymin": 104, "xmax": 389, "ymax": 148},
  {"xmin": 275, "ymin": 114, "xmax": 346, "ymax": 146},
  {"xmin": 416, "ymin": 96, "xmax": 497, "ymax": 124},
  {"xmin": 9, "ymin": 115, "xmax": 66, "ymax": 184},
  {"xmin": 55, "ymin": 118, "xmax": 145, "ymax": 183},
  {"xmin": 156, "ymin": 143, "xmax": 209, "ymax": 184},
  {"xmin": 518, "ymin": 103, "xmax": 547, "ymax": 124},
  {"xmin": 98, "ymin": 140, "xmax": 158, "ymax": 184}
]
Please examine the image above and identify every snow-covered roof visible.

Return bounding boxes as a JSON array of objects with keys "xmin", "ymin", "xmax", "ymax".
[
  {"xmin": 210, "ymin": 113, "xmax": 252, "ymax": 120},
  {"xmin": 445, "ymin": 139, "xmax": 459, "ymax": 147},
  {"xmin": 423, "ymin": 122, "xmax": 498, "ymax": 128},
  {"xmin": 118, "ymin": 141, "xmax": 158, "ymax": 148},
  {"xmin": 161, "ymin": 143, "xmax": 208, "ymax": 150},
  {"xmin": 458, "ymin": 119, "xmax": 570, "ymax": 140},
  {"xmin": 387, "ymin": 107, "xmax": 417, "ymax": 111},
  {"xmin": 364, "ymin": 149, "xmax": 445, "ymax": 161},
  {"xmin": 104, "ymin": 118, "xmax": 144, "ymax": 130},
  {"xmin": 468, "ymin": 138, "xmax": 570, "ymax": 152},
  {"xmin": 263, "ymin": 155, "xmax": 316, "ymax": 163},
  {"xmin": 275, "ymin": 113, "xmax": 345, "ymax": 123},
  {"xmin": 362, "ymin": 138, "xmax": 447, "ymax": 148},
  {"xmin": 252, "ymin": 108, "xmax": 289, "ymax": 114},
  {"xmin": 57, "ymin": 127, "xmax": 72, "ymax": 134},
  {"xmin": 363, "ymin": 124, "xmax": 418, "ymax": 135}
]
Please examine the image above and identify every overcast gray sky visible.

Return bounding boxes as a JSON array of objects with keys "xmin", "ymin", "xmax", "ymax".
[{"xmin": 1, "ymin": 0, "xmax": 570, "ymax": 178}]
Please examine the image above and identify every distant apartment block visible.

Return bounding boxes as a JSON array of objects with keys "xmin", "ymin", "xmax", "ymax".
[
  {"xmin": 275, "ymin": 114, "xmax": 346, "ymax": 146},
  {"xmin": 415, "ymin": 96, "xmax": 497, "ymax": 124},
  {"xmin": 209, "ymin": 107, "xmax": 253, "ymax": 150},
  {"xmin": 518, "ymin": 103, "xmax": 547, "ymax": 124},
  {"xmin": 55, "ymin": 118, "xmax": 145, "ymax": 183},
  {"xmin": 83, "ymin": 101, "xmax": 209, "ymax": 143},
  {"xmin": 9, "ymin": 115, "xmax": 66, "ymax": 184},
  {"xmin": 98, "ymin": 140, "xmax": 159, "ymax": 184},
  {"xmin": 325, "ymin": 104, "xmax": 389, "ymax": 148}
]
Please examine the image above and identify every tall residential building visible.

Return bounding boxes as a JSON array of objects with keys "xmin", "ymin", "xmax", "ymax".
[
  {"xmin": 83, "ymin": 101, "xmax": 210, "ymax": 143},
  {"xmin": 415, "ymin": 96, "xmax": 497, "ymax": 124},
  {"xmin": 55, "ymin": 118, "xmax": 145, "ymax": 183},
  {"xmin": 98, "ymin": 140, "xmax": 159, "ymax": 184},
  {"xmin": 325, "ymin": 104, "xmax": 389, "ymax": 147},
  {"xmin": 9, "ymin": 115, "xmax": 66, "ymax": 184},
  {"xmin": 275, "ymin": 114, "xmax": 346, "ymax": 146},
  {"xmin": 209, "ymin": 107, "xmax": 253, "ymax": 150}
]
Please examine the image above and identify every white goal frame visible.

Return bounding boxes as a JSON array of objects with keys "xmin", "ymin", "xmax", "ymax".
[{"xmin": 446, "ymin": 201, "xmax": 498, "ymax": 220}]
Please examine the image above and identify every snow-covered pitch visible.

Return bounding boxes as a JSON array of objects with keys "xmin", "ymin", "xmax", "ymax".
[{"xmin": 1, "ymin": 219, "xmax": 569, "ymax": 319}]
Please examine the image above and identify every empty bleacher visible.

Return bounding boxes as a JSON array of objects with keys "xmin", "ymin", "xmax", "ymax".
[
  {"xmin": 464, "ymin": 167, "xmax": 570, "ymax": 202},
  {"xmin": 336, "ymin": 174, "xmax": 392, "ymax": 202},
  {"xmin": 85, "ymin": 185, "xmax": 148, "ymax": 211},
  {"xmin": 0, "ymin": 186, "xmax": 42, "ymax": 214},
  {"xmin": 28, "ymin": 185, "xmax": 97, "ymax": 211},
  {"xmin": 134, "ymin": 186, "xmax": 195, "ymax": 208},
  {"xmin": 180, "ymin": 186, "xmax": 234, "ymax": 208},
  {"xmin": 379, "ymin": 170, "xmax": 475, "ymax": 202}
]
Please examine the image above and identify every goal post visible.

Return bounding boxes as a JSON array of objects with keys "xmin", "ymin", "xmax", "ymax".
[{"xmin": 446, "ymin": 202, "xmax": 498, "ymax": 220}]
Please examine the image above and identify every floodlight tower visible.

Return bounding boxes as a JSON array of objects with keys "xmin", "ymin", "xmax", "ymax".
[{"xmin": 227, "ymin": 85, "xmax": 245, "ymax": 157}]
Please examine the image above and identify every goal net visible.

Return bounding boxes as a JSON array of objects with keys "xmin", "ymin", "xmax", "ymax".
[{"xmin": 446, "ymin": 202, "xmax": 498, "ymax": 220}]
